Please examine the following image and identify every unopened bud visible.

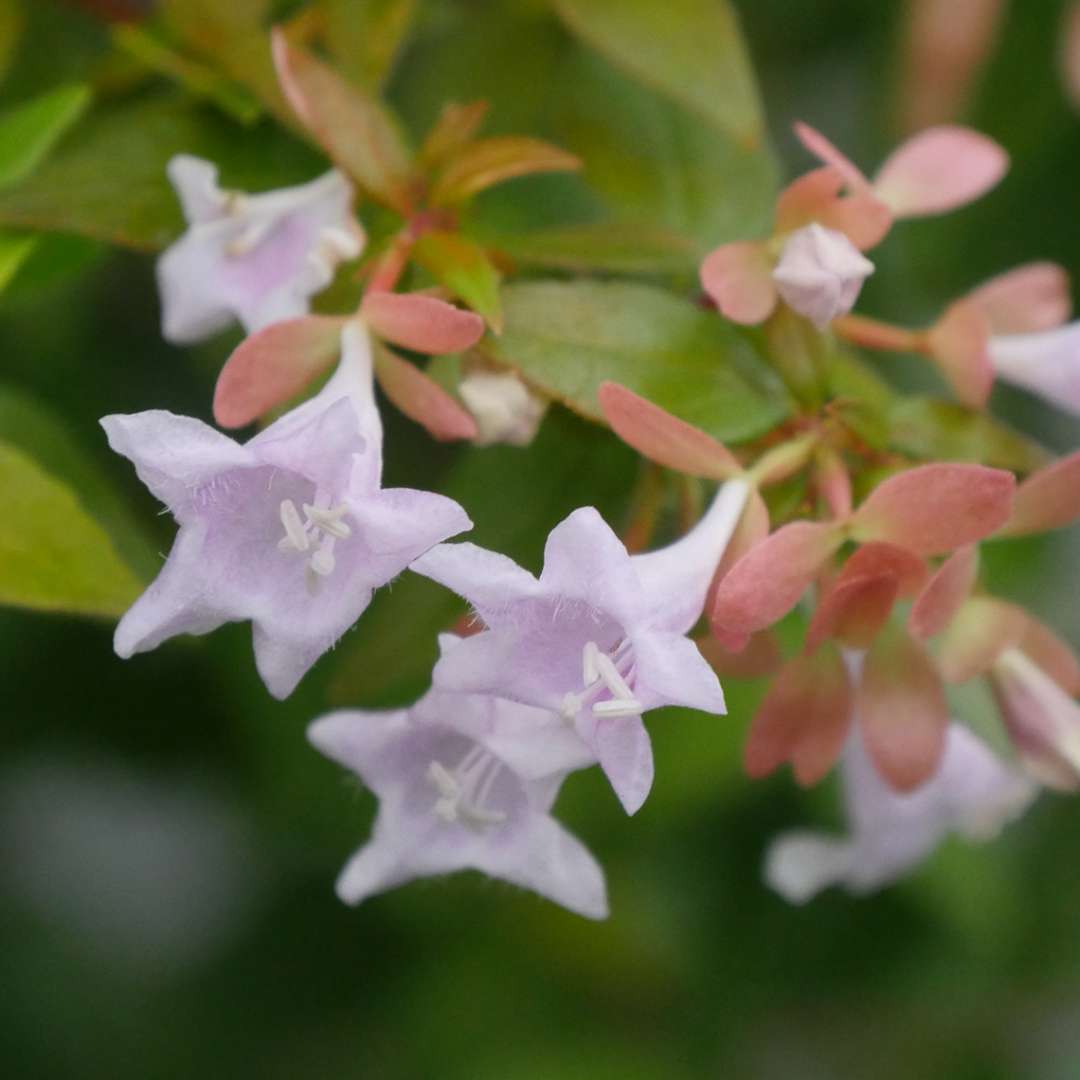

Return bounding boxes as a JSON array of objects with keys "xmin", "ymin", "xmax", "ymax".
[
  {"xmin": 773, "ymin": 223, "xmax": 874, "ymax": 329},
  {"xmin": 459, "ymin": 370, "xmax": 547, "ymax": 447}
]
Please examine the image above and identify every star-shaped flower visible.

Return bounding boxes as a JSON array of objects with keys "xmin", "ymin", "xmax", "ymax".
[
  {"xmin": 764, "ymin": 723, "xmax": 1035, "ymax": 904},
  {"xmin": 102, "ymin": 322, "xmax": 471, "ymax": 698},
  {"xmin": 157, "ymin": 154, "xmax": 365, "ymax": 344},
  {"xmin": 308, "ymin": 658, "xmax": 607, "ymax": 919},
  {"xmin": 411, "ymin": 480, "xmax": 749, "ymax": 814}
]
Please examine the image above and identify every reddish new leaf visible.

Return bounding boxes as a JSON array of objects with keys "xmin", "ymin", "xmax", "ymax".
[
  {"xmin": 1000, "ymin": 449, "xmax": 1080, "ymax": 537},
  {"xmin": 744, "ymin": 644, "xmax": 852, "ymax": 786},
  {"xmin": 213, "ymin": 315, "xmax": 346, "ymax": 429},
  {"xmin": 418, "ymin": 100, "xmax": 490, "ymax": 170},
  {"xmin": 924, "ymin": 299, "xmax": 993, "ymax": 408},
  {"xmin": 968, "ymin": 262, "xmax": 1071, "ymax": 336},
  {"xmin": 849, "ymin": 463, "xmax": 1015, "ymax": 555},
  {"xmin": 372, "ymin": 340, "xmax": 477, "ymax": 441},
  {"xmin": 361, "ymin": 291, "xmax": 485, "ymax": 355},
  {"xmin": 857, "ymin": 623, "xmax": 948, "ymax": 791},
  {"xmin": 805, "ymin": 573, "xmax": 899, "ymax": 654},
  {"xmin": 909, "ymin": 545, "xmax": 978, "ymax": 639},
  {"xmin": 598, "ymin": 381, "xmax": 739, "ymax": 481},
  {"xmin": 710, "ymin": 520, "xmax": 844, "ymax": 639},
  {"xmin": 697, "ymin": 629, "xmax": 783, "ymax": 680},
  {"xmin": 1018, "ymin": 613, "xmax": 1080, "ymax": 696},
  {"xmin": 271, "ymin": 28, "xmax": 412, "ymax": 213}
]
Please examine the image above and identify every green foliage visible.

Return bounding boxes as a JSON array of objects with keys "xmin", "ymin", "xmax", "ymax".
[
  {"xmin": 551, "ymin": 0, "xmax": 764, "ymax": 145},
  {"xmin": 888, "ymin": 397, "xmax": 1051, "ymax": 473},
  {"xmin": 0, "ymin": 95, "xmax": 320, "ymax": 249},
  {"xmin": 413, "ymin": 230, "xmax": 502, "ymax": 330},
  {"xmin": 489, "ymin": 279, "xmax": 790, "ymax": 442},
  {"xmin": 321, "ymin": 0, "xmax": 419, "ymax": 91},
  {"xmin": 0, "ymin": 439, "xmax": 141, "ymax": 617},
  {"xmin": 0, "ymin": 82, "xmax": 90, "ymax": 190}
]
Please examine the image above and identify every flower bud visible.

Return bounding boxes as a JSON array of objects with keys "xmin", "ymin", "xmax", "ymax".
[
  {"xmin": 772, "ymin": 223, "xmax": 874, "ymax": 329},
  {"xmin": 459, "ymin": 370, "xmax": 547, "ymax": 447}
]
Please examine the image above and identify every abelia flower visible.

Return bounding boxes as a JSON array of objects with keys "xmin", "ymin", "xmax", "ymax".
[
  {"xmin": 458, "ymin": 369, "xmax": 548, "ymax": 447},
  {"xmin": 307, "ymin": 658, "xmax": 606, "ymax": 919},
  {"xmin": 412, "ymin": 479, "xmax": 751, "ymax": 814},
  {"xmin": 989, "ymin": 323, "xmax": 1080, "ymax": 417},
  {"xmin": 764, "ymin": 723, "xmax": 1035, "ymax": 904},
  {"xmin": 990, "ymin": 648, "xmax": 1080, "ymax": 791},
  {"xmin": 771, "ymin": 223, "xmax": 874, "ymax": 329},
  {"xmin": 102, "ymin": 322, "xmax": 471, "ymax": 699},
  {"xmin": 158, "ymin": 154, "xmax": 365, "ymax": 344}
]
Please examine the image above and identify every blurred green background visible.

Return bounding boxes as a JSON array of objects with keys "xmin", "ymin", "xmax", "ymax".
[{"xmin": 4, "ymin": 1, "xmax": 1080, "ymax": 1077}]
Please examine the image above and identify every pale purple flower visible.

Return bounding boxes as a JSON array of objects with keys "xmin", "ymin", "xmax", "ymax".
[
  {"xmin": 102, "ymin": 323, "xmax": 471, "ymax": 699},
  {"xmin": 307, "ymin": 651, "xmax": 607, "ymax": 919},
  {"xmin": 158, "ymin": 155, "xmax": 365, "ymax": 344},
  {"xmin": 989, "ymin": 322, "xmax": 1080, "ymax": 416},
  {"xmin": 991, "ymin": 647, "xmax": 1080, "ymax": 791},
  {"xmin": 411, "ymin": 480, "xmax": 749, "ymax": 815},
  {"xmin": 772, "ymin": 223, "xmax": 874, "ymax": 329},
  {"xmin": 764, "ymin": 723, "xmax": 1035, "ymax": 904}
]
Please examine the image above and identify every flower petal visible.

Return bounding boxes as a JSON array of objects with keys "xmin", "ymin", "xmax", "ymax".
[
  {"xmin": 100, "ymin": 410, "xmax": 253, "ymax": 516},
  {"xmin": 699, "ymin": 241, "xmax": 777, "ymax": 325},
  {"xmin": 967, "ymin": 262, "xmax": 1072, "ymax": 335},
  {"xmin": 1018, "ymin": 613, "xmax": 1080, "ymax": 696},
  {"xmin": 577, "ymin": 710, "xmax": 654, "ymax": 815},
  {"xmin": 764, "ymin": 831, "xmax": 856, "ymax": 904},
  {"xmin": 631, "ymin": 631, "xmax": 727, "ymax": 715},
  {"xmin": 849, "ymin": 463, "xmax": 1014, "ymax": 555},
  {"xmin": 857, "ymin": 623, "xmax": 948, "ymax": 791},
  {"xmin": 872, "ymin": 126, "xmax": 1008, "ymax": 217},
  {"xmin": 989, "ymin": 322, "xmax": 1080, "ymax": 416},
  {"xmin": 411, "ymin": 541, "xmax": 540, "ymax": 617}
]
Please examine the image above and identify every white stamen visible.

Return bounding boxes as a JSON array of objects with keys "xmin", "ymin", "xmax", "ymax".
[
  {"xmin": 225, "ymin": 217, "xmax": 275, "ymax": 257},
  {"xmin": 278, "ymin": 499, "xmax": 309, "ymax": 552},
  {"xmin": 582, "ymin": 641, "xmax": 600, "ymax": 687},
  {"xmin": 426, "ymin": 752, "xmax": 507, "ymax": 830},
  {"xmin": 304, "ymin": 503, "xmax": 352, "ymax": 539},
  {"xmin": 309, "ymin": 546, "xmax": 336, "ymax": 577},
  {"xmin": 592, "ymin": 698, "xmax": 644, "ymax": 717},
  {"xmin": 319, "ymin": 225, "xmax": 363, "ymax": 260},
  {"xmin": 426, "ymin": 761, "xmax": 460, "ymax": 800},
  {"xmin": 595, "ymin": 651, "xmax": 635, "ymax": 700}
]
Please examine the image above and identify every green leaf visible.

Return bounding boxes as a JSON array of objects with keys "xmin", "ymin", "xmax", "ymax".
[
  {"xmin": 0, "ymin": 384, "xmax": 159, "ymax": 579},
  {"xmin": 826, "ymin": 349, "xmax": 895, "ymax": 449},
  {"xmin": 112, "ymin": 24, "xmax": 262, "ymax": 125},
  {"xmin": 0, "ymin": 440, "xmax": 142, "ymax": 618},
  {"xmin": 490, "ymin": 221, "xmax": 698, "ymax": 274},
  {"xmin": 412, "ymin": 230, "xmax": 502, "ymax": 331},
  {"xmin": 0, "ymin": 0, "xmax": 25, "ymax": 89},
  {"xmin": 551, "ymin": 0, "xmax": 764, "ymax": 145},
  {"xmin": 488, "ymin": 280, "xmax": 789, "ymax": 442},
  {"xmin": 0, "ymin": 95, "xmax": 321, "ymax": 250},
  {"xmin": 0, "ymin": 230, "xmax": 38, "ymax": 292},
  {"xmin": 321, "ymin": 0, "xmax": 418, "ymax": 91},
  {"xmin": 0, "ymin": 83, "xmax": 91, "ymax": 191},
  {"xmin": 888, "ymin": 397, "xmax": 1051, "ymax": 472}
]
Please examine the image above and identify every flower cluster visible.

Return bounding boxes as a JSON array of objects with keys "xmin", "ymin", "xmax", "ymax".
[{"xmin": 102, "ymin": 26, "xmax": 1080, "ymax": 920}]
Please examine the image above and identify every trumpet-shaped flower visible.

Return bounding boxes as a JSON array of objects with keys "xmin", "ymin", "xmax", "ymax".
[
  {"xmin": 412, "ymin": 480, "xmax": 749, "ymax": 814},
  {"xmin": 772, "ymin": 223, "xmax": 874, "ymax": 329},
  {"xmin": 989, "ymin": 323, "xmax": 1080, "ymax": 417},
  {"xmin": 102, "ymin": 323, "xmax": 471, "ymax": 699},
  {"xmin": 764, "ymin": 723, "xmax": 1035, "ymax": 903},
  {"xmin": 158, "ymin": 155, "xmax": 365, "ymax": 344},
  {"xmin": 307, "ymin": 668, "xmax": 607, "ymax": 919}
]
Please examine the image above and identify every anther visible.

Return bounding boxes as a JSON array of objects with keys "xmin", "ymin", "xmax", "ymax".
[
  {"xmin": 592, "ymin": 698, "xmax": 644, "ymax": 717},
  {"xmin": 582, "ymin": 641, "xmax": 599, "ymax": 686},
  {"xmin": 304, "ymin": 503, "xmax": 352, "ymax": 539},
  {"xmin": 595, "ymin": 651, "xmax": 635, "ymax": 700},
  {"xmin": 278, "ymin": 499, "xmax": 309, "ymax": 552}
]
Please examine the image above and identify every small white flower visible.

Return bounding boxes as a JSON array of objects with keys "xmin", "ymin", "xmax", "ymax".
[
  {"xmin": 157, "ymin": 154, "xmax": 365, "ymax": 344},
  {"xmin": 772, "ymin": 223, "xmax": 874, "ymax": 329}
]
